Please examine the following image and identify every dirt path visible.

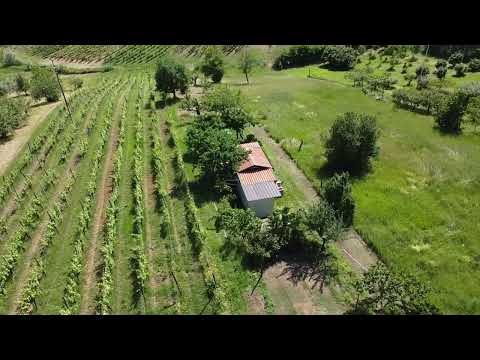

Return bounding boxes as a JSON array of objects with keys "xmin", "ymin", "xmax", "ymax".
[
  {"xmin": 251, "ymin": 126, "xmax": 378, "ymax": 273},
  {"xmin": 78, "ymin": 95, "xmax": 123, "ymax": 315},
  {"xmin": 0, "ymin": 101, "xmax": 61, "ymax": 177}
]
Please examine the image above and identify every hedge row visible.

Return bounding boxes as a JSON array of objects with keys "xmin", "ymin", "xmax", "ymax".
[{"xmin": 273, "ymin": 45, "xmax": 357, "ymax": 71}]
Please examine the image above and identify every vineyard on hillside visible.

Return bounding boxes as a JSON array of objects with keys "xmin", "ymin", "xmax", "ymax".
[{"xmin": 17, "ymin": 45, "xmax": 246, "ymax": 65}]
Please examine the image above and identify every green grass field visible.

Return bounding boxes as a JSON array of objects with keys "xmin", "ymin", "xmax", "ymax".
[{"xmin": 224, "ymin": 66, "xmax": 480, "ymax": 314}]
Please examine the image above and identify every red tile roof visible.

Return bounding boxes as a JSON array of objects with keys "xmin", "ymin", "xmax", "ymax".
[
  {"xmin": 238, "ymin": 168, "xmax": 277, "ymax": 185},
  {"xmin": 238, "ymin": 142, "xmax": 273, "ymax": 172}
]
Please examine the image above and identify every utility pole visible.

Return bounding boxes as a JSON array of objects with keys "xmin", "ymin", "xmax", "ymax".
[{"xmin": 50, "ymin": 60, "xmax": 73, "ymax": 122}]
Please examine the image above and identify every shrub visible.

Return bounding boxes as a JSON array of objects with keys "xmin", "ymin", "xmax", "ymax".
[
  {"xmin": 435, "ymin": 59, "xmax": 448, "ymax": 69},
  {"xmin": 454, "ymin": 63, "xmax": 467, "ymax": 77},
  {"xmin": 30, "ymin": 66, "xmax": 60, "ymax": 102},
  {"xmin": 272, "ymin": 45, "xmax": 326, "ymax": 70},
  {"xmin": 2, "ymin": 52, "xmax": 20, "ymax": 67},
  {"xmin": 407, "ymin": 55, "xmax": 417, "ymax": 63},
  {"xmin": 15, "ymin": 74, "xmax": 29, "ymax": 95},
  {"xmin": 321, "ymin": 172, "xmax": 355, "ymax": 227},
  {"xmin": 435, "ymin": 66, "xmax": 447, "ymax": 80},
  {"xmin": 72, "ymin": 78, "xmax": 83, "ymax": 90},
  {"xmin": 469, "ymin": 59, "xmax": 480, "ymax": 72},
  {"xmin": 434, "ymin": 92, "xmax": 470, "ymax": 133},
  {"xmin": 0, "ymin": 97, "xmax": 29, "ymax": 138},
  {"xmin": 200, "ymin": 46, "xmax": 225, "ymax": 83},
  {"xmin": 272, "ymin": 45, "xmax": 357, "ymax": 71},
  {"xmin": 416, "ymin": 75, "xmax": 429, "ymax": 90},
  {"xmin": 392, "ymin": 88, "xmax": 447, "ymax": 114},
  {"xmin": 415, "ymin": 64, "xmax": 430, "ymax": 78},
  {"xmin": 448, "ymin": 51, "xmax": 464, "ymax": 66},
  {"xmin": 325, "ymin": 112, "xmax": 379, "ymax": 174}
]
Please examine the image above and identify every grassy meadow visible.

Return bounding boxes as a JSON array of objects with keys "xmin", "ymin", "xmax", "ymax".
[{"xmin": 222, "ymin": 65, "xmax": 480, "ymax": 314}]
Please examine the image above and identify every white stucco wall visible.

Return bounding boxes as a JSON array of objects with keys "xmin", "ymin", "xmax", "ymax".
[{"xmin": 237, "ymin": 183, "xmax": 274, "ymax": 218}]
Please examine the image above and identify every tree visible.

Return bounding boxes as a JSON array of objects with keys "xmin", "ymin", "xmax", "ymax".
[
  {"xmin": 186, "ymin": 124, "xmax": 247, "ymax": 184},
  {"xmin": 415, "ymin": 64, "xmax": 430, "ymax": 79},
  {"xmin": 325, "ymin": 112, "xmax": 380, "ymax": 174},
  {"xmin": 347, "ymin": 263, "xmax": 439, "ymax": 315},
  {"xmin": 200, "ymin": 46, "xmax": 225, "ymax": 84},
  {"xmin": 191, "ymin": 64, "xmax": 201, "ymax": 87},
  {"xmin": 238, "ymin": 48, "xmax": 262, "ymax": 84},
  {"xmin": 30, "ymin": 66, "xmax": 60, "ymax": 102},
  {"xmin": 416, "ymin": 75, "xmax": 429, "ymax": 90},
  {"xmin": 72, "ymin": 77, "xmax": 83, "ymax": 90},
  {"xmin": 154, "ymin": 57, "xmax": 189, "ymax": 99},
  {"xmin": 435, "ymin": 66, "xmax": 447, "ymax": 80},
  {"xmin": 303, "ymin": 199, "xmax": 342, "ymax": 255},
  {"xmin": 448, "ymin": 51, "xmax": 464, "ymax": 66},
  {"xmin": 434, "ymin": 91, "xmax": 470, "ymax": 133},
  {"xmin": 321, "ymin": 172, "xmax": 355, "ymax": 227},
  {"xmin": 465, "ymin": 96, "xmax": 480, "ymax": 131},
  {"xmin": 200, "ymin": 85, "xmax": 255, "ymax": 138},
  {"xmin": 15, "ymin": 74, "xmax": 29, "ymax": 95},
  {"xmin": 469, "ymin": 59, "xmax": 480, "ymax": 73},
  {"xmin": 454, "ymin": 63, "xmax": 467, "ymax": 77},
  {"xmin": 0, "ymin": 97, "xmax": 29, "ymax": 139}
]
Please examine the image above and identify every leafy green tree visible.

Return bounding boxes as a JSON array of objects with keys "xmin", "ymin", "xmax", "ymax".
[
  {"xmin": 454, "ymin": 63, "xmax": 467, "ymax": 77},
  {"xmin": 0, "ymin": 97, "xmax": 29, "ymax": 138},
  {"xmin": 434, "ymin": 91, "xmax": 470, "ymax": 133},
  {"xmin": 469, "ymin": 59, "xmax": 480, "ymax": 72},
  {"xmin": 415, "ymin": 64, "xmax": 430, "ymax": 78},
  {"xmin": 200, "ymin": 46, "xmax": 225, "ymax": 83},
  {"xmin": 347, "ymin": 263, "xmax": 439, "ymax": 315},
  {"xmin": 466, "ymin": 96, "xmax": 480, "ymax": 131},
  {"xmin": 200, "ymin": 85, "xmax": 255, "ymax": 138},
  {"xmin": 435, "ymin": 59, "xmax": 447, "ymax": 69},
  {"xmin": 30, "ymin": 66, "xmax": 60, "ymax": 102},
  {"xmin": 435, "ymin": 66, "xmax": 447, "ymax": 80},
  {"xmin": 448, "ymin": 51, "xmax": 464, "ymax": 66},
  {"xmin": 154, "ymin": 57, "xmax": 189, "ymax": 99},
  {"xmin": 321, "ymin": 172, "xmax": 355, "ymax": 227},
  {"xmin": 325, "ymin": 112, "xmax": 380, "ymax": 174},
  {"xmin": 304, "ymin": 199, "xmax": 342, "ymax": 255},
  {"xmin": 186, "ymin": 124, "xmax": 247, "ymax": 183},
  {"xmin": 15, "ymin": 74, "xmax": 29, "ymax": 95},
  {"xmin": 238, "ymin": 48, "xmax": 262, "ymax": 84}
]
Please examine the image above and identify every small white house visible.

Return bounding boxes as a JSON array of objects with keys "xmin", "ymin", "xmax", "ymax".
[{"xmin": 235, "ymin": 142, "xmax": 283, "ymax": 218}]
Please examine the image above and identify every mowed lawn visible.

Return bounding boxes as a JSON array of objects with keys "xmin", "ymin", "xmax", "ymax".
[{"xmin": 229, "ymin": 69, "xmax": 480, "ymax": 314}]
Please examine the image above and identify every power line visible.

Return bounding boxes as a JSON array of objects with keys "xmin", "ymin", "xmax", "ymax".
[{"xmin": 50, "ymin": 59, "xmax": 73, "ymax": 122}]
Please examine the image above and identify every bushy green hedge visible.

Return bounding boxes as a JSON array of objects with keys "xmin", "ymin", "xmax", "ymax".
[
  {"xmin": 392, "ymin": 88, "xmax": 448, "ymax": 115},
  {"xmin": 273, "ymin": 45, "xmax": 357, "ymax": 71}
]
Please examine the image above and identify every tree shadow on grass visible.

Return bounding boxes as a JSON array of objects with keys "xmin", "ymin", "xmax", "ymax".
[
  {"xmin": 317, "ymin": 160, "xmax": 372, "ymax": 182},
  {"xmin": 155, "ymin": 97, "xmax": 180, "ymax": 110},
  {"xmin": 188, "ymin": 175, "xmax": 224, "ymax": 208},
  {"xmin": 30, "ymin": 100, "xmax": 49, "ymax": 108}
]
